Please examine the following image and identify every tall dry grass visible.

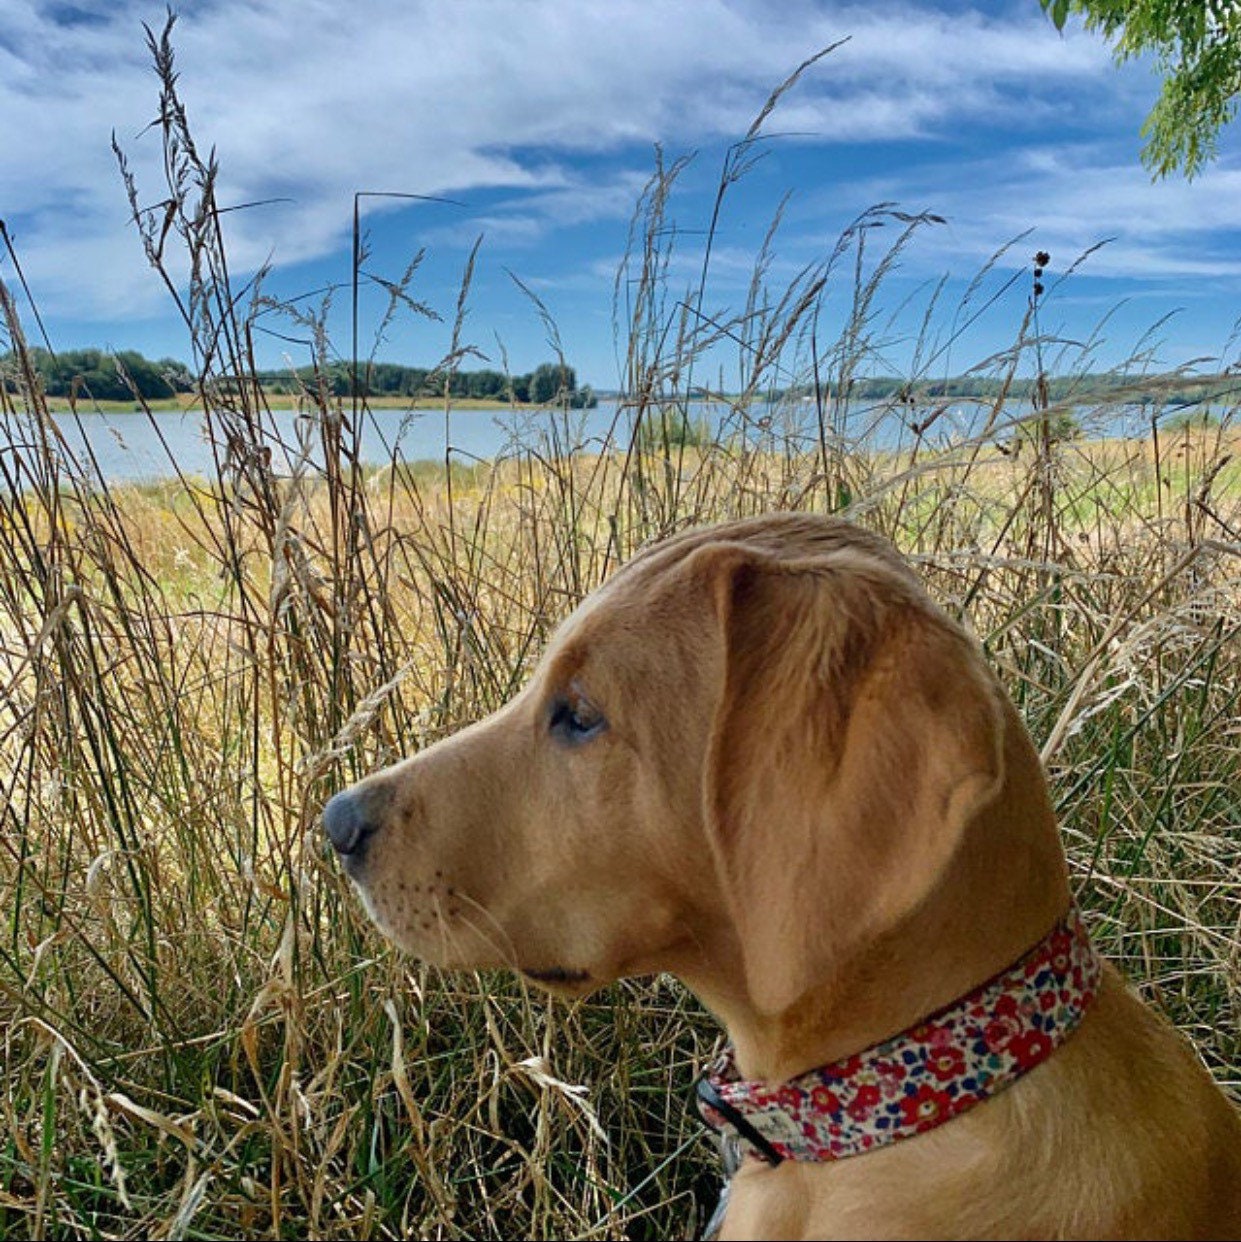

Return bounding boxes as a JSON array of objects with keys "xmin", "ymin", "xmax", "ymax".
[{"xmin": 1, "ymin": 20, "xmax": 1238, "ymax": 1240}]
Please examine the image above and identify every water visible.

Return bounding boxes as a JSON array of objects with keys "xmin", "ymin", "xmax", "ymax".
[
  {"xmin": 0, "ymin": 404, "xmax": 602, "ymax": 485},
  {"xmin": 0, "ymin": 398, "xmax": 1156, "ymax": 486},
  {"xmin": 0, "ymin": 403, "xmax": 620, "ymax": 486},
  {"xmin": 0, "ymin": 400, "xmax": 789, "ymax": 485}
]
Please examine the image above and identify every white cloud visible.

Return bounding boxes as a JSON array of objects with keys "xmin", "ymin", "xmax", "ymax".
[
  {"xmin": 835, "ymin": 144, "xmax": 1241, "ymax": 283},
  {"xmin": 0, "ymin": 0, "xmax": 1125, "ymax": 326}
]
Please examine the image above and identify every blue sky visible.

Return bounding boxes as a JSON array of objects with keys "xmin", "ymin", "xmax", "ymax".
[{"xmin": 2, "ymin": 0, "xmax": 1240, "ymax": 389}]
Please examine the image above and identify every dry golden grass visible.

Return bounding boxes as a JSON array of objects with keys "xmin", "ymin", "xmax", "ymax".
[
  {"xmin": 1, "ymin": 410, "xmax": 1237, "ymax": 1239},
  {"xmin": 1, "ymin": 21, "xmax": 1238, "ymax": 1238}
]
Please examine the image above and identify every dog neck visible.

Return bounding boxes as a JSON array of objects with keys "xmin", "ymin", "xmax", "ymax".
[{"xmin": 696, "ymin": 904, "xmax": 1101, "ymax": 1165}]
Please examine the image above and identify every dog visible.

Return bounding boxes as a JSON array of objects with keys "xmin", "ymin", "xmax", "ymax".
[{"xmin": 325, "ymin": 512, "xmax": 1241, "ymax": 1240}]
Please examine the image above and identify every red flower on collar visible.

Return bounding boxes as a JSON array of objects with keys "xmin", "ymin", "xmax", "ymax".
[
  {"xmin": 926, "ymin": 1045, "xmax": 966, "ymax": 1082},
  {"xmin": 899, "ymin": 1082, "xmax": 953, "ymax": 1129}
]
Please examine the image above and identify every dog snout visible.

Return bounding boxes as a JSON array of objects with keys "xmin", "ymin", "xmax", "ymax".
[{"xmin": 324, "ymin": 787, "xmax": 381, "ymax": 863}]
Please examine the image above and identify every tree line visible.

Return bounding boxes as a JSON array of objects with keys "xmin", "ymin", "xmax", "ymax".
[
  {"xmin": 8, "ymin": 347, "xmax": 1227, "ymax": 411},
  {"xmin": 776, "ymin": 373, "xmax": 1236, "ymax": 406},
  {"xmin": 2, "ymin": 348, "xmax": 598, "ymax": 408},
  {"xmin": 262, "ymin": 360, "xmax": 597, "ymax": 408},
  {"xmin": 3, "ymin": 348, "xmax": 196, "ymax": 402}
]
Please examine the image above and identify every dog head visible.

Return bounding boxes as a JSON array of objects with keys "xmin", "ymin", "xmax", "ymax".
[{"xmin": 325, "ymin": 514, "xmax": 1009, "ymax": 1013}]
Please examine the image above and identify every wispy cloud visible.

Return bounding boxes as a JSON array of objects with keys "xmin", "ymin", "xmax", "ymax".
[
  {"xmin": 831, "ymin": 143, "xmax": 1241, "ymax": 282},
  {"xmin": 1, "ymin": 1, "xmax": 1116, "ymax": 318}
]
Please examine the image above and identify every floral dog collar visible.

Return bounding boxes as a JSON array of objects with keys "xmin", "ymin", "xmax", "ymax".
[{"xmin": 697, "ymin": 904, "xmax": 1101, "ymax": 1165}]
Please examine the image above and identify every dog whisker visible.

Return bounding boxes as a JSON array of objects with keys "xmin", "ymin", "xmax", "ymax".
[{"xmin": 450, "ymin": 891, "xmax": 521, "ymax": 971}]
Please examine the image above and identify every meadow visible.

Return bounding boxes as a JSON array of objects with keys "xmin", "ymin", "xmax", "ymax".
[{"xmin": 2, "ymin": 33, "xmax": 1240, "ymax": 1241}]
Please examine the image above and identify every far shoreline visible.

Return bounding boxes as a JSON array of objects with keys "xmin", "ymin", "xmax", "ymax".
[{"xmin": 39, "ymin": 393, "xmax": 602, "ymax": 414}]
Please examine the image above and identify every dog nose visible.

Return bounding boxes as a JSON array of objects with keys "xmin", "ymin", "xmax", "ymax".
[{"xmin": 323, "ymin": 789, "xmax": 377, "ymax": 859}]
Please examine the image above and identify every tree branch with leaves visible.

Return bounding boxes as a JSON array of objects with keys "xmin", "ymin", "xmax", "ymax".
[{"xmin": 1040, "ymin": 0, "xmax": 1241, "ymax": 178}]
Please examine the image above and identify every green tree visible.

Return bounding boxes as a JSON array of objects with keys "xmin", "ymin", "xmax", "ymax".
[
  {"xmin": 466, "ymin": 369, "xmax": 507, "ymax": 400},
  {"xmin": 6, "ymin": 346, "xmax": 196, "ymax": 400},
  {"xmin": 1040, "ymin": 1, "xmax": 1241, "ymax": 177},
  {"xmin": 529, "ymin": 362, "xmax": 572, "ymax": 405}
]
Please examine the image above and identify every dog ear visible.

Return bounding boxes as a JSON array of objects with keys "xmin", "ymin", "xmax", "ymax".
[{"xmin": 700, "ymin": 543, "xmax": 1006, "ymax": 1016}]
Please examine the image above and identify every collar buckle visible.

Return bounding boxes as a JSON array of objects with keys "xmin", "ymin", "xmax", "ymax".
[{"xmin": 696, "ymin": 1073, "xmax": 784, "ymax": 1167}]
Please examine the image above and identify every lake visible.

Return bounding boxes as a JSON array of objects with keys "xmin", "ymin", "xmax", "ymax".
[{"xmin": 0, "ymin": 398, "xmax": 1156, "ymax": 486}]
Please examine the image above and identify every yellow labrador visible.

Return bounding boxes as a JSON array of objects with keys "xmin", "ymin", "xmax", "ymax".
[{"xmin": 325, "ymin": 513, "xmax": 1241, "ymax": 1240}]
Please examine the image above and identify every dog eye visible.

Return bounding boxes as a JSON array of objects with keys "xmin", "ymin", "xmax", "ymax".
[{"xmin": 548, "ymin": 694, "xmax": 607, "ymax": 743}]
